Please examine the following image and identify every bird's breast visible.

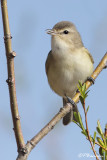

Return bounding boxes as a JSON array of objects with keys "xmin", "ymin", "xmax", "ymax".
[{"xmin": 47, "ymin": 49, "xmax": 93, "ymax": 98}]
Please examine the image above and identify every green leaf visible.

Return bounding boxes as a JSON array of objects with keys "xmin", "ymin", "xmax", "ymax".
[
  {"xmin": 93, "ymin": 132, "xmax": 96, "ymax": 146},
  {"xmin": 81, "ymin": 130, "xmax": 87, "ymax": 137},
  {"xmin": 73, "ymin": 120, "xmax": 81, "ymax": 128},
  {"xmin": 97, "ymin": 120, "xmax": 105, "ymax": 140},
  {"xmin": 106, "ymin": 138, "xmax": 107, "ymax": 146},
  {"xmin": 85, "ymin": 90, "xmax": 90, "ymax": 98},
  {"xmin": 99, "ymin": 147, "xmax": 104, "ymax": 160},
  {"xmin": 86, "ymin": 106, "xmax": 89, "ymax": 113},
  {"xmin": 78, "ymin": 112, "xmax": 85, "ymax": 132},
  {"xmin": 78, "ymin": 80, "xmax": 82, "ymax": 88},
  {"xmin": 73, "ymin": 112, "xmax": 79, "ymax": 122},
  {"xmin": 97, "ymin": 120, "xmax": 103, "ymax": 135},
  {"xmin": 79, "ymin": 96, "xmax": 84, "ymax": 106},
  {"xmin": 94, "ymin": 132, "xmax": 97, "ymax": 140},
  {"xmin": 97, "ymin": 137, "xmax": 105, "ymax": 147},
  {"xmin": 105, "ymin": 150, "xmax": 107, "ymax": 160},
  {"xmin": 96, "ymin": 127, "xmax": 102, "ymax": 136},
  {"xmin": 77, "ymin": 81, "xmax": 89, "ymax": 102},
  {"xmin": 77, "ymin": 81, "xmax": 83, "ymax": 95},
  {"xmin": 82, "ymin": 83, "xmax": 86, "ymax": 94}
]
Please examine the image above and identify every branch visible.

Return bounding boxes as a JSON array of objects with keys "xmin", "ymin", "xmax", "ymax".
[
  {"xmin": 1, "ymin": 0, "xmax": 25, "ymax": 151},
  {"xmin": 83, "ymin": 100, "xmax": 99, "ymax": 160},
  {"xmin": 17, "ymin": 53, "xmax": 107, "ymax": 160},
  {"xmin": 95, "ymin": 141, "xmax": 107, "ymax": 152}
]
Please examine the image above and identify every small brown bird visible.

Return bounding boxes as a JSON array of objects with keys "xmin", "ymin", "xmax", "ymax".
[{"xmin": 45, "ymin": 21, "xmax": 94, "ymax": 125}]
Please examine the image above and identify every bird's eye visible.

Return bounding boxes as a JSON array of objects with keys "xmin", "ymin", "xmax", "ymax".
[{"xmin": 63, "ymin": 30, "xmax": 69, "ymax": 34}]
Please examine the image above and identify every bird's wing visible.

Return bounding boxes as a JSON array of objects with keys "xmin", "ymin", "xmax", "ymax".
[
  {"xmin": 45, "ymin": 50, "xmax": 52, "ymax": 75},
  {"xmin": 84, "ymin": 48, "xmax": 94, "ymax": 64}
]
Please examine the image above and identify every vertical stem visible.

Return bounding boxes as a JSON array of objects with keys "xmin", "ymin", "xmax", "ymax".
[
  {"xmin": 83, "ymin": 101, "xmax": 99, "ymax": 160},
  {"xmin": 1, "ymin": 0, "xmax": 25, "ymax": 151}
]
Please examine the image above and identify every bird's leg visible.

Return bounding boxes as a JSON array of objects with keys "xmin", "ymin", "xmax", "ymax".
[
  {"xmin": 63, "ymin": 95, "xmax": 78, "ymax": 124},
  {"xmin": 65, "ymin": 95, "xmax": 77, "ymax": 109},
  {"xmin": 87, "ymin": 77, "xmax": 95, "ymax": 84}
]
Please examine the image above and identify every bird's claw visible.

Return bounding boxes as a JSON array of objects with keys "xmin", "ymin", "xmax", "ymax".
[
  {"xmin": 66, "ymin": 96, "xmax": 77, "ymax": 108},
  {"xmin": 87, "ymin": 77, "xmax": 95, "ymax": 84}
]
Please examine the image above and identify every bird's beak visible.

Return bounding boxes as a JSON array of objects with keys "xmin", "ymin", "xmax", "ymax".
[{"xmin": 46, "ymin": 29, "xmax": 58, "ymax": 35}]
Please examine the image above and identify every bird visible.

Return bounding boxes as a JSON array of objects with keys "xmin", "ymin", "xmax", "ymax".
[{"xmin": 45, "ymin": 21, "xmax": 94, "ymax": 125}]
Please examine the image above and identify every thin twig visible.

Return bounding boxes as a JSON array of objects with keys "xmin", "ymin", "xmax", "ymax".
[
  {"xmin": 17, "ymin": 53, "xmax": 107, "ymax": 160},
  {"xmin": 1, "ymin": 0, "xmax": 25, "ymax": 151},
  {"xmin": 95, "ymin": 141, "xmax": 107, "ymax": 151},
  {"xmin": 83, "ymin": 100, "xmax": 99, "ymax": 160}
]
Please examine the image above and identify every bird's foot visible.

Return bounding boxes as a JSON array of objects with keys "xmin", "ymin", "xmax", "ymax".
[
  {"xmin": 66, "ymin": 96, "xmax": 77, "ymax": 109},
  {"xmin": 87, "ymin": 77, "xmax": 95, "ymax": 84}
]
